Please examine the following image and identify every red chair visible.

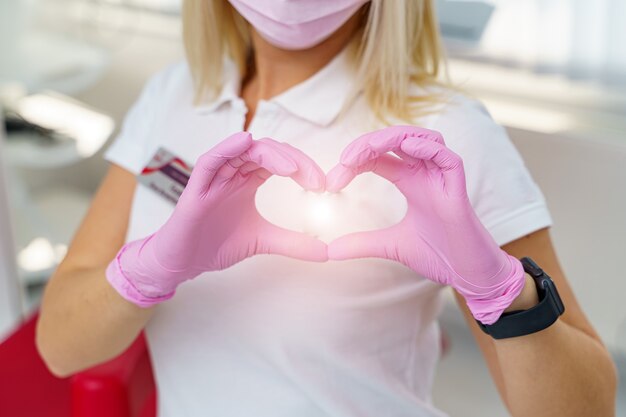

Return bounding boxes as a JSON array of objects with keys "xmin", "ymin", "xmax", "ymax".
[{"xmin": 0, "ymin": 312, "xmax": 156, "ymax": 417}]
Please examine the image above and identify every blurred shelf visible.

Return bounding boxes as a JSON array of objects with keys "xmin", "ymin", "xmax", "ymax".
[
  {"xmin": 4, "ymin": 91, "xmax": 115, "ymax": 169},
  {"xmin": 448, "ymin": 58, "xmax": 626, "ymax": 142},
  {"xmin": 6, "ymin": 131, "xmax": 91, "ymax": 169}
]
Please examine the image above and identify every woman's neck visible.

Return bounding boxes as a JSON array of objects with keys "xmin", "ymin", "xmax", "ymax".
[{"xmin": 241, "ymin": 12, "xmax": 363, "ymax": 128}]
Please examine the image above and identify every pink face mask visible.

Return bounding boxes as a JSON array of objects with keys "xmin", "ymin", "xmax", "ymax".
[{"xmin": 228, "ymin": 0, "xmax": 370, "ymax": 50}]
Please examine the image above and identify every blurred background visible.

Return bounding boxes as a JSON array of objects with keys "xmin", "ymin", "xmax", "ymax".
[{"xmin": 0, "ymin": 0, "xmax": 624, "ymax": 416}]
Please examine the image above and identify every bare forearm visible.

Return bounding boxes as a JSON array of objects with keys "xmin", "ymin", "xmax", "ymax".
[
  {"xmin": 36, "ymin": 266, "xmax": 153, "ymax": 377},
  {"xmin": 494, "ymin": 278, "xmax": 617, "ymax": 417}
]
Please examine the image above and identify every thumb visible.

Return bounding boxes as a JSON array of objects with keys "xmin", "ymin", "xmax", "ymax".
[
  {"xmin": 257, "ymin": 222, "xmax": 328, "ymax": 262},
  {"xmin": 328, "ymin": 228, "xmax": 395, "ymax": 261}
]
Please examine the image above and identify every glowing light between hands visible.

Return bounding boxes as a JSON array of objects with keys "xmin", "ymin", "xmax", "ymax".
[
  {"xmin": 308, "ymin": 196, "xmax": 333, "ymax": 225},
  {"xmin": 303, "ymin": 193, "xmax": 340, "ymax": 239}
]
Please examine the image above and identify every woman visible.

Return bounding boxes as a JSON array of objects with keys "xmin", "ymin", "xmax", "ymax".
[{"xmin": 36, "ymin": 1, "xmax": 617, "ymax": 416}]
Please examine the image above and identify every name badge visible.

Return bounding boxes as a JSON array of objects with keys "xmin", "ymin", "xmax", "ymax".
[{"xmin": 138, "ymin": 147, "xmax": 192, "ymax": 204}]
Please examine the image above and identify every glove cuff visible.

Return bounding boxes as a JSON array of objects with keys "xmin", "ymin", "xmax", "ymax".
[
  {"xmin": 459, "ymin": 254, "xmax": 526, "ymax": 325},
  {"xmin": 105, "ymin": 239, "xmax": 176, "ymax": 308}
]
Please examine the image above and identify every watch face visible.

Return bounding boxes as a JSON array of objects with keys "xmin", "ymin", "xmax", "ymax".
[
  {"xmin": 536, "ymin": 277, "xmax": 549, "ymax": 298},
  {"xmin": 543, "ymin": 278, "xmax": 565, "ymax": 315}
]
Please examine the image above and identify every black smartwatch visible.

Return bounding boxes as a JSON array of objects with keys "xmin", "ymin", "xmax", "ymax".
[{"xmin": 477, "ymin": 257, "xmax": 565, "ymax": 339}]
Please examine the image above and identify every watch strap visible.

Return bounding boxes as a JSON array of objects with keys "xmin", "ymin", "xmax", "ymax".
[{"xmin": 477, "ymin": 257, "xmax": 565, "ymax": 339}]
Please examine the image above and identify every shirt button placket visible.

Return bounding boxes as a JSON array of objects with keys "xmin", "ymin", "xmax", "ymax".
[
  {"xmin": 250, "ymin": 102, "xmax": 282, "ymax": 138},
  {"xmin": 230, "ymin": 99, "xmax": 248, "ymax": 132}
]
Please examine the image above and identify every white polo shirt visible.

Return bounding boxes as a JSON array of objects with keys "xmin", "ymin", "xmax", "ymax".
[{"xmin": 104, "ymin": 48, "xmax": 552, "ymax": 417}]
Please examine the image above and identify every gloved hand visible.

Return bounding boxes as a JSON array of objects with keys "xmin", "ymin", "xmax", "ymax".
[
  {"xmin": 106, "ymin": 132, "xmax": 327, "ymax": 308},
  {"xmin": 325, "ymin": 126, "xmax": 525, "ymax": 325}
]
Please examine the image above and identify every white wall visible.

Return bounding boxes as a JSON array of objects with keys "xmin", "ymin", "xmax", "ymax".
[{"xmin": 509, "ymin": 127, "xmax": 626, "ymax": 352}]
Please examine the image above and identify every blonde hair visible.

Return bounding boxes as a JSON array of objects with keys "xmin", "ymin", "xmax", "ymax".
[{"xmin": 182, "ymin": 0, "xmax": 447, "ymax": 122}]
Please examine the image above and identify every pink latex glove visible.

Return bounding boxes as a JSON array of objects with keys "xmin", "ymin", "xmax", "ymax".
[
  {"xmin": 325, "ymin": 126, "xmax": 525, "ymax": 325},
  {"xmin": 106, "ymin": 132, "xmax": 327, "ymax": 308}
]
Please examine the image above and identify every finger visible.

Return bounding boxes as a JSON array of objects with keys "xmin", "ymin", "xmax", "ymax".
[
  {"xmin": 325, "ymin": 153, "xmax": 406, "ymax": 193},
  {"xmin": 399, "ymin": 139, "xmax": 467, "ymax": 197},
  {"xmin": 205, "ymin": 137, "xmax": 298, "ymax": 187},
  {"xmin": 257, "ymin": 222, "xmax": 328, "ymax": 262},
  {"xmin": 215, "ymin": 166, "xmax": 273, "ymax": 192},
  {"xmin": 186, "ymin": 132, "xmax": 253, "ymax": 195},
  {"xmin": 325, "ymin": 163, "xmax": 358, "ymax": 193},
  {"xmin": 392, "ymin": 147, "xmax": 434, "ymax": 172},
  {"xmin": 340, "ymin": 126, "xmax": 445, "ymax": 168},
  {"xmin": 369, "ymin": 125, "xmax": 445, "ymax": 153},
  {"xmin": 390, "ymin": 128, "xmax": 444, "ymax": 171},
  {"xmin": 262, "ymin": 140, "xmax": 325, "ymax": 192},
  {"xmin": 327, "ymin": 228, "xmax": 395, "ymax": 261},
  {"xmin": 241, "ymin": 167, "xmax": 273, "ymax": 189},
  {"xmin": 393, "ymin": 148, "xmax": 419, "ymax": 165},
  {"xmin": 210, "ymin": 139, "xmax": 297, "ymax": 189},
  {"xmin": 212, "ymin": 157, "xmax": 246, "ymax": 182},
  {"xmin": 399, "ymin": 138, "xmax": 462, "ymax": 171},
  {"xmin": 240, "ymin": 140, "xmax": 299, "ymax": 177},
  {"xmin": 239, "ymin": 162, "xmax": 267, "ymax": 176}
]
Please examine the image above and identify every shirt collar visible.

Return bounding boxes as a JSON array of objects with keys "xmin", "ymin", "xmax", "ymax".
[
  {"xmin": 271, "ymin": 47, "xmax": 358, "ymax": 126},
  {"xmin": 195, "ymin": 47, "xmax": 358, "ymax": 127}
]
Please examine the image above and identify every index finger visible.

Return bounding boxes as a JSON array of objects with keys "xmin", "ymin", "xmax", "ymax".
[
  {"xmin": 241, "ymin": 139, "xmax": 325, "ymax": 192},
  {"xmin": 185, "ymin": 131, "xmax": 253, "ymax": 196},
  {"xmin": 340, "ymin": 126, "xmax": 445, "ymax": 168}
]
